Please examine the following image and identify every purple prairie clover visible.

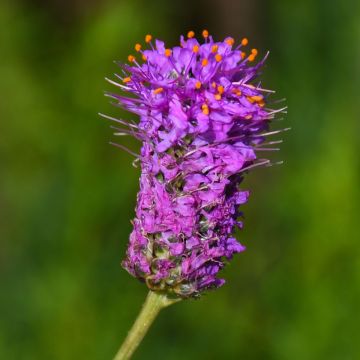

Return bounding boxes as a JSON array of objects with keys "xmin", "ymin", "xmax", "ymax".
[{"xmin": 103, "ymin": 30, "xmax": 286, "ymax": 298}]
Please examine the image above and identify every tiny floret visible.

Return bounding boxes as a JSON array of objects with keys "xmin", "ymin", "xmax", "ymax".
[{"xmin": 105, "ymin": 31, "xmax": 285, "ymax": 298}]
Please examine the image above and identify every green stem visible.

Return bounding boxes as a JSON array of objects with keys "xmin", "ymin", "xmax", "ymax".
[{"xmin": 113, "ymin": 291, "xmax": 180, "ymax": 360}]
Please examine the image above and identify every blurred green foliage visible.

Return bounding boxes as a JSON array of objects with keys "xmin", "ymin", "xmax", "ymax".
[{"xmin": 1, "ymin": 0, "xmax": 359, "ymax": 359}]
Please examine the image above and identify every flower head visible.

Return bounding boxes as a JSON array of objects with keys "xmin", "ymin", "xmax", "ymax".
[{"xmin": 103, "ymin": 30, "xmax": 286, "ymax": 298}]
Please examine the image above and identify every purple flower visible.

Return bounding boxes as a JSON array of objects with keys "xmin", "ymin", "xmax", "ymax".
[{"xmin": 103, "ymin": 31, "xmax": 285, "ymax": 298}]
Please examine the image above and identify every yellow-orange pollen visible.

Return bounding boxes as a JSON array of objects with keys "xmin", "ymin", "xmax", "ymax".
[
  {"xmin": 217, "ymin": 85, "xmax": 224, "ymax": 94},
  {"xmin": 187, "ymin": 30, "xmax": 195, "ymax": 38},
  {"xmin": 232, "ymin": 88, "xmax": 242, "ymax": 96},
  {"xmin": 212, "ymin": 82, "xmax": 217, "ymax": 88},
  {"xmin": 128, "ymin": 55, "xmax": 135, "ymax": 62},
  {"xmin": 135, "ymin": 43, "xmax": 142, "ymax": 52},
  {"xmin": 165, "ymin": 49, "xmax": 172, "ymax": 57},
  {"xmin": 201, "ymin": 58, "xmax": 208, "ymax": 67},
  {"xmin": 248, "ymin": 48, "xmax": 258, "ymax": 62},
  {"xmin": 192, "ymin": 45, "xmax": 200, "ymax": 53},
  {"xmin": 195, "ymin": 81, "xmax": 202, "ymax": 89},
  {"xmin": 202, "ymin": 29, "xmax": 209, "ymax": 38},
  {"xmin": 215, "ymin": 94, "xmax": 222, "ymax": 100},
  {"xmin": 241, "ymin": 37, "xmax": 248, "ymax": 46},
  {"xmin": 123, "ymin": 77, "xmax": 131, "ymax": 83},
  {"xmin": 211, "ymin": 45, "xmax": 218, "ymax": 53},
  {"xmin": 153, "ymin": 87, "xmax": 164, "ymax": 94},
  {"xmin": 215, "ymin": 54, "xmax": 222, "ymax": 62},
  {"xmin": 145, "ymin": 34, "xmax": 152, "ymax": 43},
  {"xmin": 225, "ymin": 37, "xmax": 235, "ymax": 46},
  {"xmin": 247, "ymin": 95, "xmax": 263, "ymax": 104},
  {"xmin": 241, "ymin": 52, "xmax": 246, "ymax": 59},
  {"xmin": 142, "ymin": 54, "xmax": 147, "ymax": 61},
  {"xmin": 202, "ymin": 104, "xmax": 209, "ymax": 115}
]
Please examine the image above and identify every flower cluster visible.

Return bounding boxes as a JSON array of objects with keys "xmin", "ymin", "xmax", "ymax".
[{"xmin": 103, "ymin": 30, "xmax": 285, "ymax": 298}]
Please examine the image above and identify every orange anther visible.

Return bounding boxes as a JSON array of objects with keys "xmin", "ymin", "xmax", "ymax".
[
  {"xmin": 153, "ymin": 87, "xmax": 164, "ymax": 94},
  {"xmin": 245, "ymin": 114, "xmax": 253, "ymax": 120},
  {"xmin": 145, "ymin": 34, "xmax": 152, "ymax": 43},
  {"xmin": 215, "ymin": 94, "xmax": 222, "ymax": 100},
  {"xmin": 241, "ymin": 37, "xmax": 248, "ymax": 46},
  {"xmin": 202, "ymin": 29, "xmax": 209, "ymax": 38},
  {"xmin": 123, "ymin": 77, "xmax": 131, "ymax": 83},
  {"xmin": 195, "ymin": 81, "xmax": 202, "ymax": 89},
  {"xmin": 251, "ymin": 48, "xmax": 258, "ymax": 56},
  {"xmin": 211, "ymin": 82, "xmax": 217, "ymax": 88},
  {"xmin": 202, "ymin": 104, "xmax": 209, "ymax": 115},
  {"xmin": 192, "ymin": 45, "xmax": 200, "ymax": 53},
  {"xmin": 165, "ymin": 48, "xmax": 172, "ymax": 57},
  {"xmin": 225, "ymin": 37, "xmax": 234, "ymax": 46},
  {"xmin": 211, "ymin": 45, "xmax": 218, "ymax": 53},
  {"xmin": 201, "ymin": 58, "xmax": 208, "ymax": 67},
  {"xmin": 241, "ymin": 52, "xmax": 246, "ymax": 59},
  {"xmin": 128, "ymin": 55, "xmax": 135, "ymax": 62},
  {"xmin": 217, "ymin": 85, "xmax": 224, "ymax": 94},
  {"xmin": 248, "ymin": 53, "xmax": 256, "ymax": 62},
  {"xmin": 142, "ymin": 54, "xmax": 147, "ymax": 61},
  {"xmin": 247, "ymin": 96, "xmax": 255, "ymax": 103},
  {"xmin": 259, "ymin": 100, "xmax": 265, "ymax": 107},
  {"xmin": 135, "ymin": 43, "xmax": 142, "ymax": 52},
  {"xmin": 215, "ymin": 54, "xmax": 222, "ymax": 62},
  {"xmin": 187, "ymin": 30, "xmax": 195, "ymax": 38},
  {"xmin": 251, "ymin": 95, "xmax": 263, "ymax": 102}
]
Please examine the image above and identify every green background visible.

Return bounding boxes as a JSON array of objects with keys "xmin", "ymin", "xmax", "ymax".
[{"xmin": 1, "ymin": 0, "xmax": 359, "ymax": 359}]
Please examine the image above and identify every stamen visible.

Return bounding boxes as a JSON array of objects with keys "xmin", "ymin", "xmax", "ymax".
[
  {"xmin": 251, "ymin": 48, "xmax": 258, "ymax": 56},
  {"xmin": 241, "ymin": 37, "xmax": 248, "ymax": 46},
  {"xmin": 145, "ymin": 34, "xmax": 152, "ymax": 43},
  {"xmin": 135, "ymin": 43, "xmax": 142, "ymax": 52},
  {"xmin": 248, "ymin": 53, "xmax": 256, "ymax": 62},
  {"xmin": 215, "ymin": 94, "xmax": 222, "ymax": 100},
  {"xmin": 202, "ymin": 29, "xmax": 209, "ymax": 38},
  {"xmin": 142, "ymin": 54, "xmax": 147, "ymax": 61},
  {"xmin": 211, "ymin": 82, "xmax": 217, "ymax": 88},
  {"xmin": 215, "ymin": 54, "xmax": 222, "ymax": 62},
  {"xmin": 165, "ymin": 49, "xmax": 172, "ymax": 57},
  {"xmin": 192, "ymin": 45, "xmax": 200, "ymax": 53},
  {"xmin": 187, "ymin": 30, "xmax": 195, "ymax": 39},
  {"xmin": 201, "ymin": 58, "xmax": 209, "ymax": 67},
  {"xmin": 128, "ymin": 55, "xmax": 135, "ymax": 62},
  {"xmin": 241, "ymin": 52, "xmax": 246, "ymax": 59},
  {"xmin": 123, "ymin": 77, "xmax": 131, "ymax": 83},
  {"xmin": 202, "ymin": 104, "xmax": 209, "ymax": 115},
  {"xmin": 153, "ymin": 87, "xmax": 164, "ymax": 94},
  {"xmin": 211, "ymin": 45, "xmax": 218, "ymax": 53},
  {"xmin": 195, "ymin": 81, "xmax": 202, "ymax": 89},
  {"xmin": 251, "ymin": 95, "xmax": 263, "ymax": 102},
  {"xmin": 245, "ymin": 114, "xmax": 252, "ymax": 119},
  {"xmin": 217, "ymin": 85, "xmax": 224, "ymax": 94},
  {"xmin": 225, "ymin": 37, "xmax": 234, "ymax": 46}
]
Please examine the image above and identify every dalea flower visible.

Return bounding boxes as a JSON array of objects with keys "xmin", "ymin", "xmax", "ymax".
[{"xmin": 102, "ymin": 30, "xmax": 286, "ymax": 298}]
